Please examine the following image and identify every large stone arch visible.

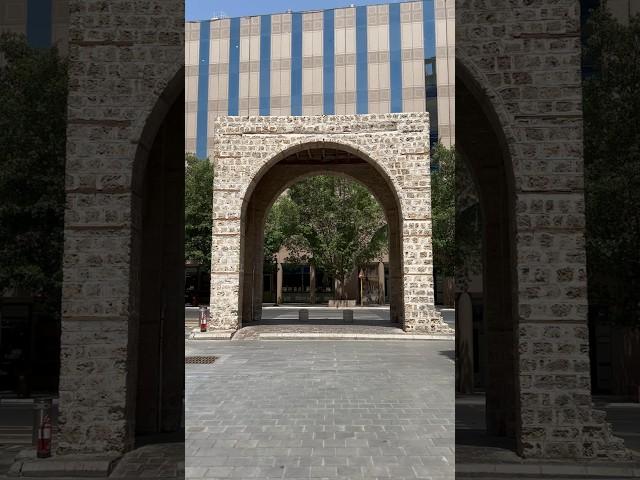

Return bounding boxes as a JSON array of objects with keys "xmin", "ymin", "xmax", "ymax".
[
  {"xmin": 57, "ymin": 0, "xmax": 183, "ymax": 455},
  {"xmin": 210, "ymin": 113, "xmax": 452, "ymax": 334},
  {"xmin": 456, "ymin": 0, "xmax": 629, "ymax": 459}
]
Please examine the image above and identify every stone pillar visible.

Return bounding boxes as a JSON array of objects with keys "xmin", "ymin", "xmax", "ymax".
[
  {"xmin": 402, "ymin": 223, "xmax": 443, "ymax": 332},
  {"xmin": 310, "ymin": 264, "xmax": 316, "ymax": 305},
  {"xmin": 57, "ymin": 0, "xmax": 183, "ymax": 456},
  {"xmin": 210, "ymin": 190, "xmax": 242, "ymax": 331},
  {"xmin": 397, "ymin": 135, "xmax": 452, "ymax": 333},
  {"xmin": 400, "ymin": 191, "xmax": 448, "ymax": 332},
  {"xmin": 378, "ymin": 261, "xmax": 385, "ymax": 304}
]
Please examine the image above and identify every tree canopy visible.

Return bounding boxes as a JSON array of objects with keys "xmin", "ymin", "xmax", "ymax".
[
  {"xmin": 430, "ymin": 143, "xmax": 456, "ymax": 278},
  {"xmin": 185, "ymin": 153, "xmax": 214, "ymax": 268},
  {"xmin": 265, "ymin": 175, "xmax": 387, "ymax": 299},
  {"xmin": 0, "ymin": 34, "xmax": 67, "ymax": 310},
  {"xmin": 454, "ymin": 151, "xmax": 482, "ymax": 290},
  {"xmin": 263, "ymin": 194, "xmax": 298, "ymax": 272},
  {"xmin": 583, "ymin": 6, "xmax": 640, "ymax": 326}
]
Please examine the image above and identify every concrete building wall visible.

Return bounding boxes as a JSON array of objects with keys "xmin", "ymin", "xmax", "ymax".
[{"xmin": 434, "ymin": 0, "xmax": 454, "ymax": 145}]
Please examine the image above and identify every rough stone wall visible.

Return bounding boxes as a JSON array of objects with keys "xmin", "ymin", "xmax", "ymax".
[
  {"xmin": 59, "ymin": 0, "xmax": 183, "ymax": 455},
  {"xmin": 457, "ymin": 0, "xmax": 628, "ymax": 459},
  {"xmin": 210, "ymin": 113, "xmax": 450, "ymax": 334}
]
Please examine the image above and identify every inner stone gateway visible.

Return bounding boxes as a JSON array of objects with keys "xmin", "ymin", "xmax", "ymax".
[{"xmin": 209, "ymin": 113, "xmax": 451, "ymax": 334}]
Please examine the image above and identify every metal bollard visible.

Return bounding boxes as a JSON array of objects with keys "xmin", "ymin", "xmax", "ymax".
[
  {"xmin": 343, "ymin": 309, "xmax": 354, "ymax": 323},
  {"xmin": 299, "ymin": 309, "xmax": 309, "ymax": 322},
  {"xmin": 33, "ymin": 398, "xmax": 52, "ymax": 458}
]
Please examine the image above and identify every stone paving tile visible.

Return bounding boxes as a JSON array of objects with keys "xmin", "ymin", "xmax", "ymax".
[{"xmin": 186, "ymin": 340, "xmax": 454, "ymax": 479}]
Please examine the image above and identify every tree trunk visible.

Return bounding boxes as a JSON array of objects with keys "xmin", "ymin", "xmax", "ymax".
[
  {"xmin": 443, "ymin": 276, "xmax": 455, "ymax": 307},
  {"xmin": 334, "ymin": 275, "xmax": 348, "ymax": 300}
]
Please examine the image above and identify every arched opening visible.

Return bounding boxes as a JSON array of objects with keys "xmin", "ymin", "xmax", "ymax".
[
  {"xmin": 252, "ymin": 173, "xmax": 393, "ymax": 324},
  {"xmin": 239, "ymin": 143, "xmax": 405, "ymax": 330},
  {"xmin": 455, "ymin": 60, "xmax": 521, "ymax": 452},
  {"xmin": 128, "ymin": 70, "xmax": 185, "ymax": 445}
]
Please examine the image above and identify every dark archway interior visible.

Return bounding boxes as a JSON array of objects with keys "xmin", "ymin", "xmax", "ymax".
[
  {"xmin": 239, "ymin": 145, "xmax": 405, "ymax": 329},
  {"xmin": 133, "ymin": 91, "xmax": 185, "ymax": 439},
  {"xmin": 456, "ymin": 65, "xmax": 520, "ymax": 450}
]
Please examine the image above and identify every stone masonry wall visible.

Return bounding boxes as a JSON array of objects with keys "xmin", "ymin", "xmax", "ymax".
[
  {"xmin": 457, "ymin": 0, "xmax": 629, "ymax": 459},
  {"xmin": 59, "ymin": 0, "xmax": 183, "ymax": 455},
  {"xmin": 210, "ymin": 113, "xmax": 452, "ymax": 334}
]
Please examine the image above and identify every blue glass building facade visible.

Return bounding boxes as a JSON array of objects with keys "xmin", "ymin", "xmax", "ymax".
[{"xmin": 185, "ymin": 0, "xmax": 455, "ymax": 158}]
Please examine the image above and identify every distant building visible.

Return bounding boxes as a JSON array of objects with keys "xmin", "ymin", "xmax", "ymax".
[
  {"xmin": 185, "ymin": 0, "xmax": 456, "ymax": 154},
  {"xmin": 0, "ymin": 0, "xmax": 68, "ymax": 52}
]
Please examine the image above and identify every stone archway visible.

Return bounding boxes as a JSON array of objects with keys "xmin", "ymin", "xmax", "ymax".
[
  {"xmin": 456, "ymin": 1, "xmax": 630, "ymax": 455},
  {"xmin": 210, "ymin": 114, "xmax": 451, "ymax": 334}
]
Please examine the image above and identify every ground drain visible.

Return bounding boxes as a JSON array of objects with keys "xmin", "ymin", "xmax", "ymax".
[{"xmin": 185, "ymin": 356, "xmax": 217, "ymax": 364}]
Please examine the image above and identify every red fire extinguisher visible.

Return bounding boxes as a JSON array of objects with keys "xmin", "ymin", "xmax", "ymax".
[
  {"xmin": 199, "ymin": 306, "xmax": 208, "ymax": 332},
  {"xmin": 34, "ymin": 399, "xmax": 52, "ymax": 458}
]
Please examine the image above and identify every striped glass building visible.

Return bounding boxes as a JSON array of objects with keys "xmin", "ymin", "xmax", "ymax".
[
  {"xmin": 185, "ymin": 0, "xmax": 455, "ymax": 158},
  {"xmin": 0, "ymin": 0, "xmax": 68, "ymax": 51}
]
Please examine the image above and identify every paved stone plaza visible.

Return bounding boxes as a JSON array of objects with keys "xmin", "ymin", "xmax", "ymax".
[{"xmin": 186, "ymin": 340, "xmax": 454, "ymax": 479}]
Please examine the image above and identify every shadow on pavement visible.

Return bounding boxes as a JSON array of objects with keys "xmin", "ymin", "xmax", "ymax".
[{"xmin": 439, "ymin": 350, "xmax": 455, "ymax": 362}]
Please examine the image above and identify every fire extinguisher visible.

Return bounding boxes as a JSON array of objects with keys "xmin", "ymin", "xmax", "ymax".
[
  {"xmin": 199, "ymin": 306, "xmax": 208, "ymax": 332},
  {"xmin": 34, "ymin": 399, "xmax": 52, "ymax": 458}
]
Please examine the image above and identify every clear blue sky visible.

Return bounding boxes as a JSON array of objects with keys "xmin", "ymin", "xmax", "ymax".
[{"xmin": 186, "ymin": 0, "xmax": 407, "ymax": 21}]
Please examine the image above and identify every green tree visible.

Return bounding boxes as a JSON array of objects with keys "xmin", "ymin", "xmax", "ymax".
[
  {"xmin": 269, "ymin": 176, "xmax": 387, "ymax": 300},
  {"xmin": 263, "ymin": 194, "xmax": 298, "ymax": 273},
  {"xmin": 184, "ymin": 153, "xmax": 213, "ymax": 268},
  {"xmin": 455, "ymin": 153, "xmax": 482, "ymax": 290},
  {"xmin": 583, "ymin": 6, "xmax": 640, "ymax": 326},
  {"xmin": 0, "ymin": 34, "xmax": 67, "ymax": 312},
  {"xmin": 430, "ymin": 143, "xmax": 456, "ymax": 278}
]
